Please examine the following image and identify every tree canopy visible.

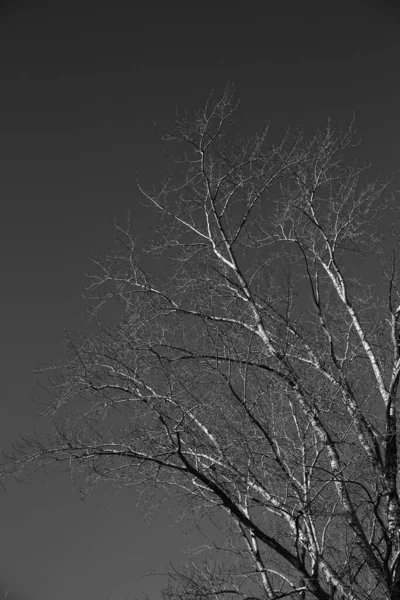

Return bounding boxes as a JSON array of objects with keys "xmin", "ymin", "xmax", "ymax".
[{"xmin": 3, "ymin": 87, "xmax": 400, "ymax": 600}]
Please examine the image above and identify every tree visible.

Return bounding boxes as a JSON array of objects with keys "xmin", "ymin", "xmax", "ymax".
[{"xmin": 3, "ymin": 86, "xmax": 400, "ymax": 599}]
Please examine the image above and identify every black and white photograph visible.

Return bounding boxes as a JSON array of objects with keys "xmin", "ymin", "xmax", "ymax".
[{"xmin": 1, "ymin": 1, "xmax": 400, "ymax": 599}]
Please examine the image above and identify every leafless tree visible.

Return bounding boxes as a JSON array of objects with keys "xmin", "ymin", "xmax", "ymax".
[{"xmin": 3, "ymin": 87, "xmax": 400, "ymax": 600}]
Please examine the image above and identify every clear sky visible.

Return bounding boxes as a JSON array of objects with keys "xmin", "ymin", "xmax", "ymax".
[{"xmin": 0, "ymin": 1, "xmax": 400, "ymax": 598}]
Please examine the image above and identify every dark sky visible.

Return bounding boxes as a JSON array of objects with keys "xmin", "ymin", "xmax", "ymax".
[{"xmin": 0, "ymin": 1, "xmax": 399, "ymax": 598}]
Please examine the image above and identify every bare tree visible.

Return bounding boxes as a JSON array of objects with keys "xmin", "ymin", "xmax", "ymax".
[{"xmin": 3, "ymin": 87, "xmax": 400, "ymax": 599}]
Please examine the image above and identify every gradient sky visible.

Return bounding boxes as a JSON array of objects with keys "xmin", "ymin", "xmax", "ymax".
[{"xmin": 1, "ymin": 1, "xmax": 400, "ymax": 599}]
